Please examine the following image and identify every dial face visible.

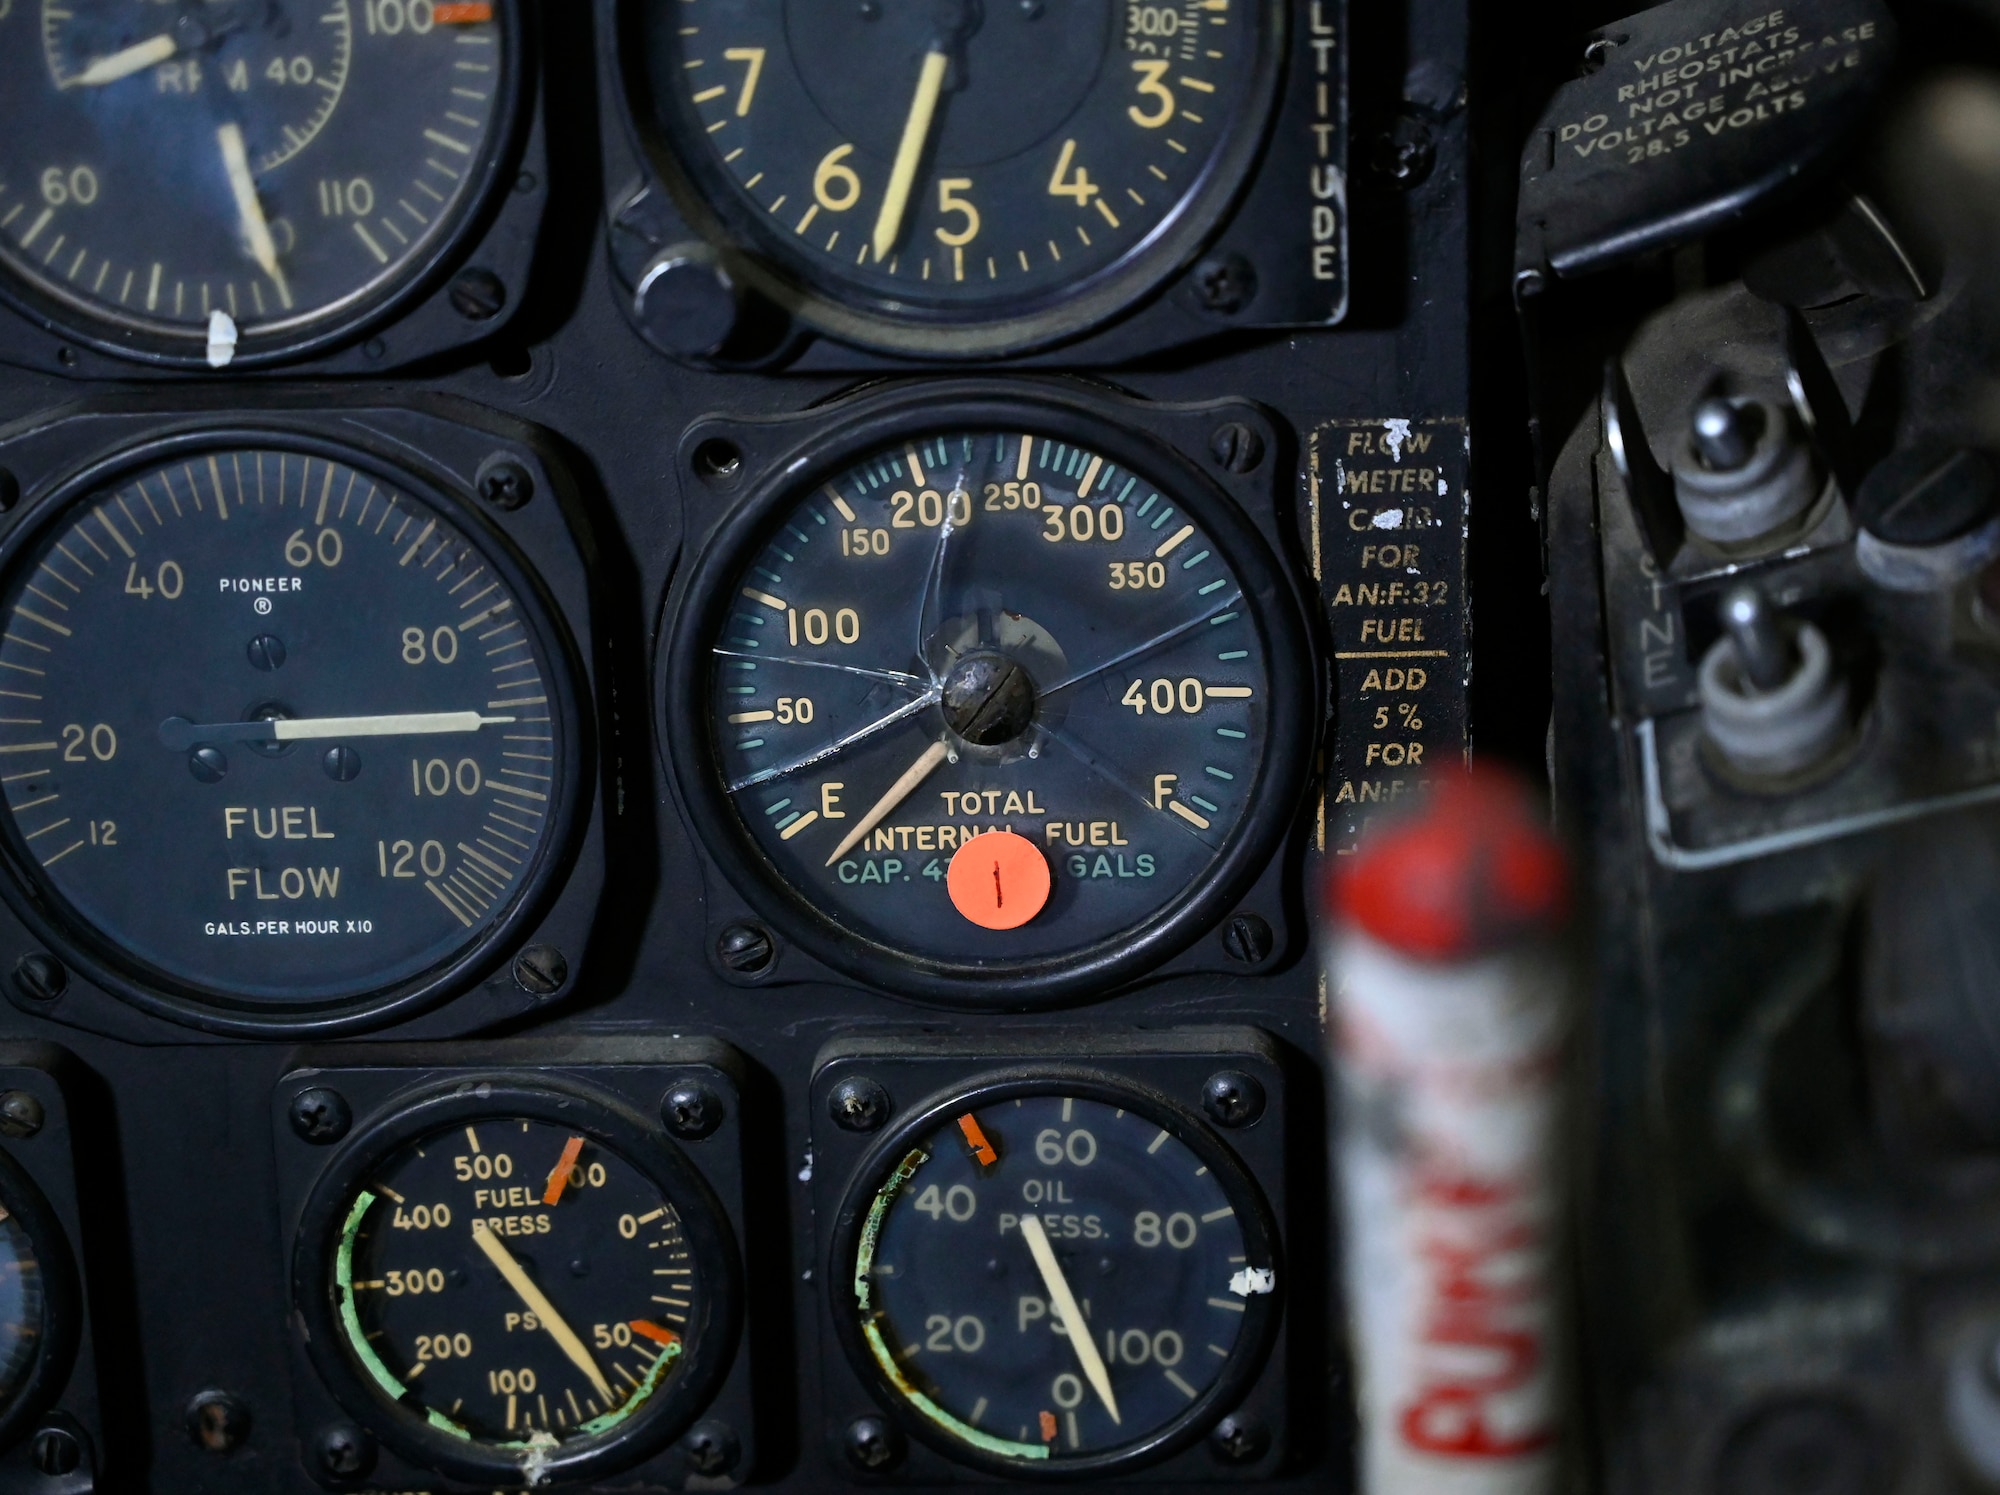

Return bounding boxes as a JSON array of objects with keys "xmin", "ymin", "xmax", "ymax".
[
  {"xmin": 332, "ymin": 1117, "xmax": 703, "ymax": 1446},
  {"xmin": 843, "ymin": 1088, "xmax": 1276, "ymax": 1471},
  {"xmin": 0, "ymin": 0, "xmax": 512, "ymax": 354},
  {"xmin": 0, "ymin": 1204, "xmax": 46, "ymax": 1416},
  {"xmin": 0, "ymin": 446, "xmax": 574, "ymax": 1021},
  {"xmin": 696, "ymin": 427, "xmax": 1281, "ymax": 985},
  {"xmin": 640, "ymin": 0, "xmax": 1274, "ymax": 344}
]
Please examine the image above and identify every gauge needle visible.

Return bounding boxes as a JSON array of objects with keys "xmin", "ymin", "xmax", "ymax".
[
  {"xmin": 1019, "ymin": 1214, "xmax": 1121, "ymax": 1425},
  {"xmin": 217, "ymin": 121, "xmax": 293, "ymax": 309},
  {"xmin": 825, "ymin": 738, "xmax": 950, "ymax": 866},
  {"xmin": 67, "ymin": 33, "xmax": 178, "ymax": 87},
  {"xmin": 469, "ymin": 1222, "xmax": 616, "ymax": 1404},
  {"xmin": 871, "ymin": 48, "xmax": 950, "ymax": 262},
  {"xmin": 158, "ymin": 711, "xmax": 516, "ymax": 750}
]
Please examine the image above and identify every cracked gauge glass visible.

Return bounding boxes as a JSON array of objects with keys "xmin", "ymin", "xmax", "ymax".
[
  {"xmin": 0, "ymin": 443, "xmax": 580, "ymax": 1032},
  {"xmin": 0, "ymin": 0, "xmax": 517, "ymax": 362},
  {"xmin": 679, "ymin": 422, "xmax": 1306, "ymax": 1000},
  {"xmin": 834, "ymin": 1081, "xmax": 1278, "ymax": 1476}
]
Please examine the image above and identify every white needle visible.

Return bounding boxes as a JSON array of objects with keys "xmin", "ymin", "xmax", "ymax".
[
  {"xmin": 469, "ymin": 1222, "xmax": 616, "ymax": 1404},
  {"xmin": 67, "ymin": 33, "xmax": 178, "ymax": 87},
  {"xmin": 1019, "ymin": 1215, "xmax": 1121, "ymax": 1425},
  {"xmin": 825, "ymin": 738, "xmax": 950, "ymax": 867},
  {"xmin": 159, "ymin": 711, "xmax": 516, "ymax": 750},
  {"xmin": 217, "ymin": 121, "xmax": 293, "ymax": 308},
  {"xmin": 871, "ymin": 48, "xmax": 950, "ymax": 262}
]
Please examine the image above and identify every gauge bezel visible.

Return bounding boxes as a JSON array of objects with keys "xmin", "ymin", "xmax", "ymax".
[
  {"xmin": 0, "ymin": 0, "xmax": 534, "ymax": 371},
  {"xmin": 659, "ymin": 384, "xmax": 1316, "ymax": 1008},
  {"xmin": 827, "ymin": 1068, "xmax": 1282, "ymax": 1480},
  {"xmin": 0, "ymin": 425, "xmax": 592, "ymax": 1039},
  {"xmin": 291, "ymin": 1074, "xmax": 743, "ymax": 1487},
  {"xmin": 0, "ymin": 1145, "xmax": 79, "ymax": 1453},
  {"xmin": 614, "ymin": 0, "xmax": 1287, "ymax": 359}
]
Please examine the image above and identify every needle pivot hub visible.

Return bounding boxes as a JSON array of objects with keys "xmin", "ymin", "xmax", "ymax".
[{"xmin": 941, "ymin": 650, "xmax": 1036, "ymax": 745}]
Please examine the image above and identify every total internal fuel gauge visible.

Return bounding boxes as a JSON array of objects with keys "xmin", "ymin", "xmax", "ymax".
[{"xmin": 666, "ymin": 409, "xmax": 1312, "ymax": 1003}]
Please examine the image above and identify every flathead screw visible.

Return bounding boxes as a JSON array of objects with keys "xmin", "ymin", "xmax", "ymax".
[
  {"xmin": 0, "ymin": 1091, "xmax": 44, "ymax": 1138},
  {"xmin": 31, "ymin": 1423, "xmax": 82, "ymax": 1476},
  {"xmin": 716, "ymin": 923, "xmax": 774, "ymax": 974},
  {"xmin": 1221, "ymin": 913, "xmax": 1274, "ymax": 963},
  {"xmin": 10, "ymin": 952, "xmax": 66, "ymax": 1007},
  {"xmin": 512, "ymin": 944, "xmax": 568, "ymax": 997},
  {"xmin": 448, "ymin": 267, "xmax": 507, "ymax": 321},
  {"xmin": 1210, "ymin": 422, "xmax": 1266, "ymax": 474}
]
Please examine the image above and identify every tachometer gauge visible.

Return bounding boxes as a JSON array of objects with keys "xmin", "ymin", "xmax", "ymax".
[
  {"xmin": 830, "ymin": 1075, "xmax": 1278, "ymax": 1477},
  {"xmin": 663, "ymin": 399, "xmax": 1312, "ymax": 1005},
  {"xmin": 293, "ymin": 1079, "xmax": 740, "ymax": 1486},
  {"xmin": 0, "ymin": 0, "xmax": 520, "ymax": 364},
  {"xmin": 0, "ymin": 438, "xmax": 583, "ymax": 1034},
  {"xmin": 0, "ymin": 1147, "xmax": 79, "ymax": 1453},
  {"xmin": 629, "ymin": 0, "xmax": 1283, "ymax": 355}
]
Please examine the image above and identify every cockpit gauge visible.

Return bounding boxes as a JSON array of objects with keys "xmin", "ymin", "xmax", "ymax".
[
  {"xmin": 662, "ymin": 398, "xmax": 1313, "ymax": 1005},
  {"xmin": 0, "ymin": 0, "xmax": 520, "ymax": 365},
  {"xmin": 292, "ymin": 1078, "xmax": 741, "ymax": 1486},
  {"xmin": 830, "ymin": 1074, "xmax": 1279, "ymax": 1477},
  {"xmin": 0, "ymin": 438, "xmax": 583, "ymax": 1035},
  {"xmin": 628, "ymin": 0, "xmax": 1284, "ymax": 356},
  {"xmin": 0, "ymin": 1147, "xmax": 78, "ymax": 1454}
]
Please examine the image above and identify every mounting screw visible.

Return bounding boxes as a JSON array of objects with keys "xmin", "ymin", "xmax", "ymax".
[
  {"xmin": 289, "ymin": 1087, "xmax": 352, "ymax": 1145},
  {"xmin": 246, "ymin": 634, "xmax": 286, "ymax": 672},
  {"xmin": 31, "ymin": 1423, "xmax": 83, "ymax": 1477},
  {"xmin": 845, "ymin": 1414, "xmax": 905, "ymax": 1471},
  {"xmin": 0, "ymin": 470, "xmax": 18, "ymax": 513},
  {"xmin": 829, "ymin": 1077, "xmax": 891, "ymax": 1132},
  {"xmin": 476, "ymin": 456, "xmax": 535, "ymax": 511},
  {"xmin": 1210, "ymin": 422, "xmax": 1266, "ymax": 475},
  {"xmin": 1193, "ymin": 253, "xmax": 1256, "ymax": 315},
  {"xmin": 448, "ymin": 267, "xmax": 507, "ymax": 321},
  {"xmin": 1221, "ymin": 913, "xmax": 1273, "ymax": 964},
  {"xmin": 716, "ymin": 923, "xmax": 774, "ymax": 975},
  {"xmin": 313, "ymin": 1422, "xmax": 376, "ymax": 1480},
  {"xmin": 512, "ymin": 944, "xmax": 568, "ymax": 997},
  {"xmin": 0, "ymin": 1091, "xmax": 44, "ymax": 1138},
  {"xmin": 322, "ymin": 745, "xmax": 362, "ymax": 782},
  {"xmin": 662, "ymin": 1081, "xmax": 724, "ymax": 1141},
  {"xmin": 1367, "ymin": 113, "xmax": 1437, "ymax": 189},
  {"xmin": 1202, "ymin": 1070, "xmax": 1266, "ymax": 1129},
  {"xmin": 10, "ymin": 952, "xmax": 66, "ymax": 1008},
  {"xmin": 185, "ymin": 1391, "xmax": 251, "ymax": 1454},
  {"xmin": 1210, "ymin": 1411, "xmax": 1270, "ymax": 1463},
  {"xmin": 682, "ymin": 1419, "xmax": 739, "ymax": 1477}
]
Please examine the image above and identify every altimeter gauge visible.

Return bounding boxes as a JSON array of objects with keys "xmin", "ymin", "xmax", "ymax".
[{"xmin": 0, "ymin": 0, "xmax": 520, "ymax": 364}]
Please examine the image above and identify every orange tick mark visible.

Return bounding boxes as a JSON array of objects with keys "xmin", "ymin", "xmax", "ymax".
[
  {"xmin": 542, "ymin": 1134, "xmax": 585, "ymax": 1206},
  {"xmin": 433, "ymin": 2, "xmax": 494, "ymax": 21},
  {"xmin": 1039, "ymin": 1410, "xmax": 1058, "ymax": 1442},
  {"xmin": 628, "ymin": 1320, "xmax": 681, "ymax": 1348},
  {"xmin": 957, "ymin": 1113, "xmax": 998, "ymax": 1166}
]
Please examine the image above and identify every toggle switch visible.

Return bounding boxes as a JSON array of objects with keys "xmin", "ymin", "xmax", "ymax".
[{"xmin": 1698, "ymin": 585, "xmax": 1851, "ymax": 780}]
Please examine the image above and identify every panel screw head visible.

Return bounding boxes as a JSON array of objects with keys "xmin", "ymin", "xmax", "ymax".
[
  {"xmin": 1210, "ymin": 422, "xmax": 1266, "ymax": 474},
  {"xmin": 845, "ymin": 1414, "xmax": 904, "ymax": 1470},
  {"xmin": 289, "ymin": 1087, "xmax": 352, "ymax": 1145},
  {"xmin": 1193, "ymin": 253, "xmax": 1256, "ymax": 314},
  {"xmin": 246, "ymin": 633, "xmax": 286, "ymax": 671},
  {"xmin": 663, "ymin": 1081, "xmax": 723, "ymax": 1140},
  {"xmin": 322, "ymin": 745, "xmax": 362, "ymax": 782},
  {"xmin": 185, "ymin": 1391, "xmax": 251, "ymax": 1453},
  {"xmin": 1221, "ymin": 913, "xmax": 1273, "ymax": 964},
  {"xmin": 188, "ymin": 744, "xmax": 229, "ymax": 782},
  {"xmin": 0, "ymin": 1091, "xmax": 44, "ymax": 1138},
  {"xmin": 512, "ymin": 944, "xmax": 568, "ymax": 997},
  {"xmin": 10, "ymin": 952, "xmax": 66, "ymax": 1007},
  {"xmin": 1202, "ymin": 1070, "xmax": 1266, "ymax": 1128},
  {"xmin": 0, "ymin": 470, "xmax": 20, "ymax": 513},
  {"xmin": 682, "ymin": 1418, "xmax": 739, "ymax": 1476},
  {"xmin": 314, "ymin": 1422, "xmax": 376, "ymax": 1479},
  {"xmin": 829, "ymin": 1077, "xmax": 891, "ymax": 1132},
  {"xmin": 476, "ymin": 457, "xmax": 535, "ymax": 511},
  {"xmin": 1210, "ymin": 1411, "xmax": 1270, "ymax": 1463},
  {"xmin": 1367, "ymin": 113, "xmax": 1437, "ymax": 188},
  {"xmin": 448, "ymin": 267, "xmax": 507, "ymax": 321},
  {"xmin": 716, "ymin": 923, "xmax": 774, "ymax": 974},
  {"xmin": 31, "ymin": 1423, "xmax": 83, "ymax": 1476}
]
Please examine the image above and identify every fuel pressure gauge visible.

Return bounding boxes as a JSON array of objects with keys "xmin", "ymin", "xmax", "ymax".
[
  {"xmin": 663, "ymin": 394, "xmax": 1313, "ymax": 1005},
  {"xmin": 830, "ymin": 1075, "xmax": 1279, "ymax": 1477},
  {"xmin": 293, "ymin": 1078, "xmax": 741, "ymax": 1487}
]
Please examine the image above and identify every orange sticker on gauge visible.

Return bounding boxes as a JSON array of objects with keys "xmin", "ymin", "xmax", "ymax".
[{"xmin": 946, "ymin": 831, "xmax": 1050, "ymax": 930}]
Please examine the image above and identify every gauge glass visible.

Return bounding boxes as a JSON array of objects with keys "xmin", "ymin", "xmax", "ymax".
[
  {"xmin": 0, "ymin": 1206, "xmax": 44, "ymax": 1412},
  {"xmin": 0, "ymin": 0, "xmax": 512, "ymax": 352},
  {"xmin": 697, "ymin": 428, "xmax": 1279, "ymax": 977},
  {"xmin": 638, "ymin": 0, "xmax": 1275, "ymax": 342},
  {"xmin": 333, "ymin": 1118, "xmax": 701, "ymax": 1446},
  {"xmin": 844, "ymin": 1088, "xmax": 1275, "ymax": 1469},
  {"xmin": 0, "ymin": 446, "xmax": 574, "ymax": 1019}
]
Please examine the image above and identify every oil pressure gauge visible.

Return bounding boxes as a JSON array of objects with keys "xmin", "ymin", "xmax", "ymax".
[
  {"xmin": 663, "ymin": 393, "xmax": 1313, "ymax": 1005},
  {"xmin": 292, "ymin": 1077, "xmax": 741, "ymax": 1487},
  {"xmin": 830, "ymin": 1074, "xmax": 1279, "ymax": 1477}
]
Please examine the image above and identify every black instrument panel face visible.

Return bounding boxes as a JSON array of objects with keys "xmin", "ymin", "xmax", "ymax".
[{"xmin": 0, "ymin": 0, "xmax": 515, "ymax": 359}]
